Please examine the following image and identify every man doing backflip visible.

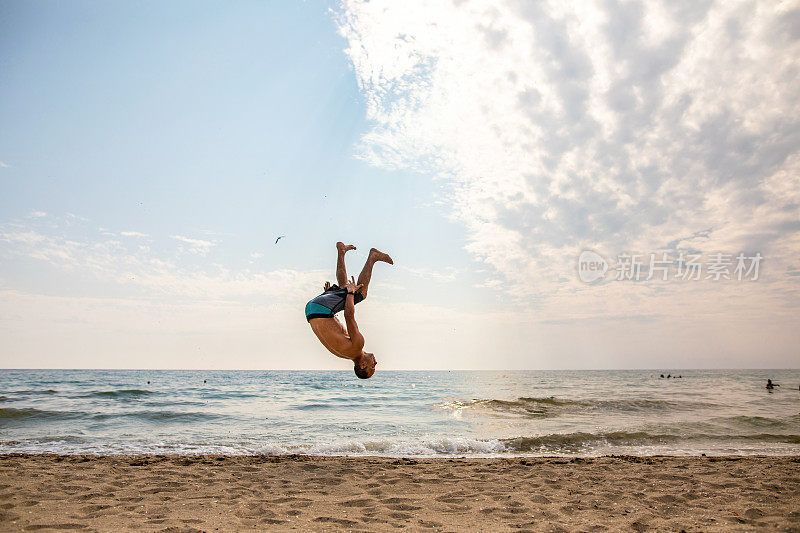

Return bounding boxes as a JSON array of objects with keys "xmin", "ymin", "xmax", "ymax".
[{"xmin": 304, "ymin": 242, "xmax": 393, "ymax": 379}]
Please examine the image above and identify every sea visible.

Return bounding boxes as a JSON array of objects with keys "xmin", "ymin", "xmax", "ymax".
[{"xmin": 0, "ymin": 369, "xmax": 798, "ymax": 457}]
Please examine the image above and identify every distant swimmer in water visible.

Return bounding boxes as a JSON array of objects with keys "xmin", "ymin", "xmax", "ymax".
[
  {"xmin": 305, "ymin": 242, "xmax": 393, "ymax": 379},
  {"xmin": 766, "ymin": 379, "xmax": 780, "ymax": 390}
]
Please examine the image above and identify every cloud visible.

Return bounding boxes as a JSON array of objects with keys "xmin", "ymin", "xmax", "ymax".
[
  {"xmin": 337, "ymin": 0, "xmax": 800, "ymax": 311},
  {"xmin": 0, "ymin": 216, "xmax": 358, "ymax": 368},
  {"xmin": 170, "ymin": 234, "xmax": 217, "ymax": 255},
  {"xmin": 66, "ymin": 213, "xmax": 89, "ymax": 223},
  {"xmin": 120, "ymin": 231, "xmax": 149, "ymax": 238},
  {"xmin": 0, "ymin": 220, "xmax": 324, "ymax": 300},
  {"xmin": 29, "ymin": 211, "xmax": 47, "ymax": 218},
  {"xmin": 0, "ymin": 162, "xmax": 9, "ymax": 168}
]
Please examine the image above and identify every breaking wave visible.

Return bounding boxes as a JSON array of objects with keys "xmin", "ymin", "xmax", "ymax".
[
  {"xmin": 81, "ymin": 389, "xmax": 154, "ymax": 399},
  {"xmin": 438, "ymin": 396, "xmax": 716, "ymax": 418},
  {"xmin": 0, "ymin": 407, "xmax": 82, "ymax": 422}
]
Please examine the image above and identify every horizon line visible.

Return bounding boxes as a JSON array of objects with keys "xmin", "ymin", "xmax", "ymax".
[{"xmin": 1, "ymin": 367, "xmax": 797, "ymax": 372}]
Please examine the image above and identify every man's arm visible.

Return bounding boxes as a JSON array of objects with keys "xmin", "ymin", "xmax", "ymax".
[{"xmin": 343, "ymin": 277, "xmax": 364, "ymax": 350}]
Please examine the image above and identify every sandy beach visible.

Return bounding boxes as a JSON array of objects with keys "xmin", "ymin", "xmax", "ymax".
[{"xmin": 0, "ymin": 454, "xmax": 797, "ymax": 531}]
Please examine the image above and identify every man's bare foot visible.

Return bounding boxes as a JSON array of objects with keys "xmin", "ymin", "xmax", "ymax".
[
  {"xmin": 337, "ymin": 242, "xmax": 356, "ymax": 253},
  {"xmin": 369, "ymin": 248, "xmax": 393, "ymax": 265}
]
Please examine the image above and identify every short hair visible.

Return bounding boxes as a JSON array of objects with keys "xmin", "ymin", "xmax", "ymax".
[{"xmin": 354, "ymin": 364, "xmax": 371, "ymax": 379}]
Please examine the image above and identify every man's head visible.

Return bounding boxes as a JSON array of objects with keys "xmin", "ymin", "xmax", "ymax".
[{"xmin": 354, "ymin": 351, "xmax": 376, "ymax": 379}]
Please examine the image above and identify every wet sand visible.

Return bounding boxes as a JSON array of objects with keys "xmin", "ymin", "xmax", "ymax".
[{"xmin": 0, "ymin": 454, "xmax": 798, "ymax": 531}]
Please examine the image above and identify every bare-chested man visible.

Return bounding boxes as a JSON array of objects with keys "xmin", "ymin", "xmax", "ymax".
[{"xmin": 304, "ymin": 242, "xmax": 393, "ymax": 379}]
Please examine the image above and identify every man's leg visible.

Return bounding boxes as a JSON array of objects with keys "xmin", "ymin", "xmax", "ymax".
[
  {"xmin": 336, "ymin": 242, "xmax": 356, "ymax": 287},
  {"xmin": 356, "ymin": 248, "xmax": 393, "ymax": 299}
]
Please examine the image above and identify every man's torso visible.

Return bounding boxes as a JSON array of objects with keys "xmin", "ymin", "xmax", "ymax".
[
  {"xmin": 308, "ymin": 317, "xmax": 358, "ymax": 359},
  {"xmin": 305, "ymin": 286, "xmax": 365, "ymax": 359}
]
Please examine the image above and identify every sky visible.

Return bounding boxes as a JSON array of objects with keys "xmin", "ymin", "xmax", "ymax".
[{"xmin": 1, "ymin": 0, "xmax": 798, "ymax": 370}]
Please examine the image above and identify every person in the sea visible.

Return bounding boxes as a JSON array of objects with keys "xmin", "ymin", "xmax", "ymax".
[
  {"xmin": 766, "ymin": 379, "xmax": 780, "ymax": 390},
  {"xmin": 304, "ymin": 242, "xmax": 393, "ymax": 379}
]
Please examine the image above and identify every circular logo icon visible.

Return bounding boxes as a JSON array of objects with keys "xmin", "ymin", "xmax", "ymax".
[{"xmin": 578, "ymin": 250, "xmax": 608, "ymax": 283}]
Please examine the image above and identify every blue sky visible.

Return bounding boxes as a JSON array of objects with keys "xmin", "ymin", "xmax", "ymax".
[
  {"xmin": 0, "ymin": 1, "xmax": 469, "ymax": 272},
  {"xmin": 1, "ymin": 0, "xmax": 799, "ymax": 370}
]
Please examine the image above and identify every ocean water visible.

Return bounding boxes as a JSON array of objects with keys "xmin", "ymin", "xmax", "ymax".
[{"xmin": 0, "ymin": 369, "xmax": 798, "ymax": 457}]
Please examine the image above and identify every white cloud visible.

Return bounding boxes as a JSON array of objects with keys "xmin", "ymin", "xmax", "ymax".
[
  {"xmin": 0, "ymin": 221, "xmax": 323, "ymax": 300},
  {"xmin": 337, "ymin": 0, "xmax": 800, "ymax": 315},
  {"xmin": 29, "ymin": 211, "xmax": 47, "ymax": 218},
  {"xmin": 170, "ymin": 234, "xmax": 217, "ymax": 255},
  {"xmin": 0, "ymin": 218, "xmax": 351, "ymax": 368},
  {"xmin": 0, "ymin": 162, "xmax": 10, "ymax": 168},
  {"xmin": 120, "ymin": 231, "xmax": 149, "ymax": 238},
  {"xmin": 66, "ymin": 213, "xmax": 89, "ymax": 223}
]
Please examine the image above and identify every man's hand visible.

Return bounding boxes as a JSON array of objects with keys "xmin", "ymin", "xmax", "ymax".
[
  {"xmin": 324, "ymin": 281, "xmax": 331, "ymax": 291},
  {"xmin": 344, "ymin": 276, "xmax": 363, "ymax": 295}
]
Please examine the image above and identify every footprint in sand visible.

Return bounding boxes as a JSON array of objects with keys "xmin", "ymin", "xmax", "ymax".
[
  {"xmin": 435, "ymin": 495, "xmax": 464, "ymax": 504},
  {"xmin": 360, "ymin": 516, "xmax": 391, "ymax": 524},
  {"xmin": 21, "ymin": 523, "xmax": 90, "ymax": 530},
  {"xmin": 387, "ymin": 503, "xmax": 421, "ymax": 511},
  {"xmin": 382, "ymin": 497, "xmax": 414, "ymax": 504},
  {"xmin": 443, "ymin": 504, "xmax": 471, "ymax": 512},
  {"xmin": 653, "ymin": 494, "xmax": 682, "ymax": 504},
  {"xmin": 341, "ymin": 498, "xmax": 375, "ymax": 507},
  {"xmin": 314, "ymin": 516, "xmax": 359, "ymax": 527},
  {"xmin": 79, "ymin": 504, "xmax": 111, "ymax": 513},
  {"xmin": 744, "ymin": 508, "xmax": 765, "ymax": 519},
  {"xmin": 235, "ymin": 506, "xmax": 275, "ymax": 519},
  {"xmin": 259, "ymin": 518, "xmax": 289, "ymax": 525}
]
